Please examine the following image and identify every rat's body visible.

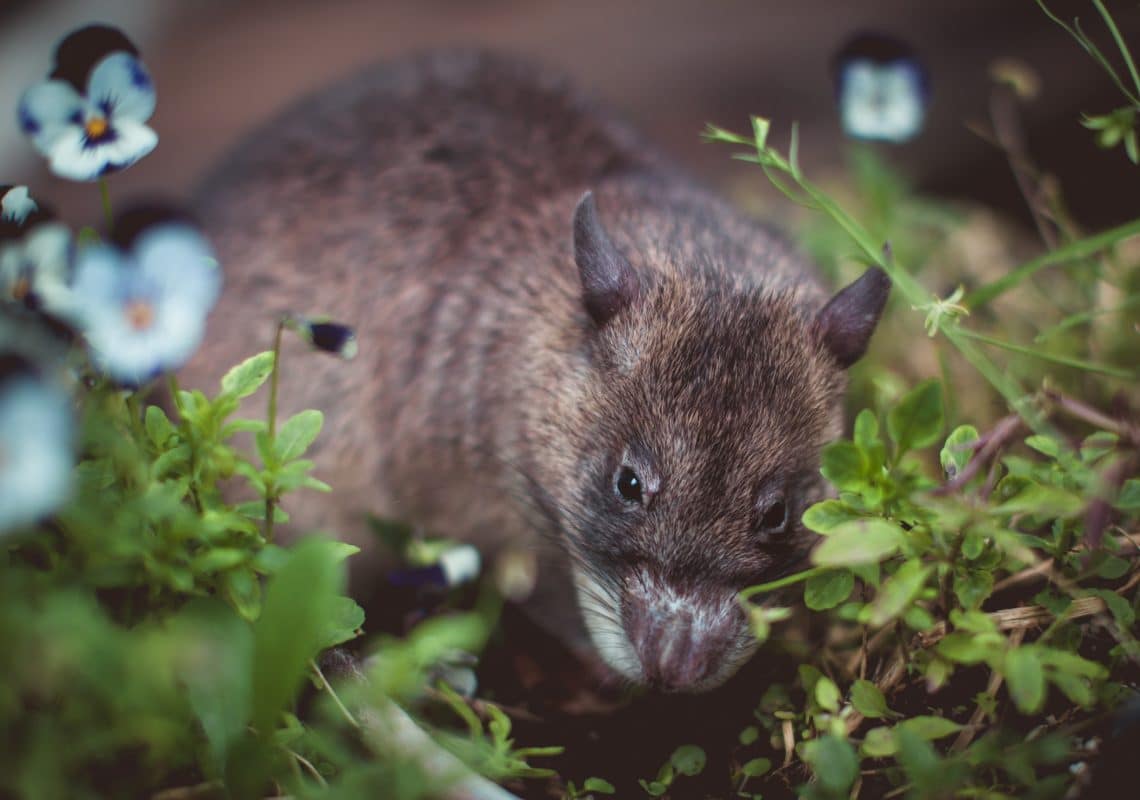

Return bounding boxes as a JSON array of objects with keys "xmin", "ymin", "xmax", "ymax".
[{"xmin": 184, "ymin": 51, "xmax": 888, "ymax": 691}]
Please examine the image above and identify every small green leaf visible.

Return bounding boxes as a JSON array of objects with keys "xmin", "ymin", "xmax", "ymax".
[
  {"xmin": 802, "ymin": 500, "xmax": 862, "ymax": 533},
  {"xmin": 820, "ymin": 440, "xmax": 868, "ymax": 491},
  {"xmin": 860, "ymin": 726, "xmax": 897, "ymax": 757},
  {"xmin": 639, "ymin": 779, "xmax": 667, "ymax": 797},
  {"xmin": 994, "ymin": 482, "xmax": 1083, "ymax": 518},
  {"xmin": 805, "ymin": 569, "xmax": 854, "ymax": 610},
  {"xmin": 670, "ymin": 745, "xmax": 706, "ymax": 776},
  {"xmin": 583, "ymin": 777, "xmax": 616, "ymax": 794},
  {"xmin": 868, "ymin": 559, "xmax": 932, "ymax": 626},
  {"xmin": 937, "ymin": 632, "xmax": 1000, "ymax": 665},
  {"xmin": 811, "ymin": 518, "xmax": 904, "ymax": 567},
  {"xmin": 815, "ymin": 677, "xmax": 841, "ymax": 712},
  {"xmin": 739, "ymin": 726, "xmax": 759, "ymax": 746},
  {"xmin": 1117, "ymin": 479, "xmax": 1140, "ymax": 510},
  {"xmin": 317, "ymin": 596, "xmax": 366, "ymax": 650},
  {"xmin": 1005, "ymin": 646, "xmax": 1046, "ymax": 713},
  {"xmin": 801, "ymin": 734, "xmax": 858, "ymax": 793},
  {"xmin": 887, "ymin": 379, "xmax": 944, "ymax": 457},
  {"xmin": 274, "ymin": 409, "xmax": 323, "ymax": 463},
  {"xmin": 145, "ymin": 404, "xmax": 178, "ymax": 448},
  {"xmin": 1086, "ymin": 589, "xmax": 1136, "ymax": 628},
  {"xmin": 1024, "ymin": 434, "xmax": 1061, "ymax": 458},
  {"xmin": 221, "ymin": 351, "xmax": 275, "ymax": 399},
  {"xmin": 740, "ymin": 757, "xmax": 771, "ymax": 777},
  {"xmin": 940, "ymin": 425, "xmax": 979, "ymax": 479},
  {"xmin": 850, "ymin": 679, "xmax": 891, "ymax": 719},
  {"xmin": 953, "ymin": 568, "xmax": 994, "ymax": 611},
  {"xmin": 897, "ymin": 715, "xmax": 963, "ymax": 741}
]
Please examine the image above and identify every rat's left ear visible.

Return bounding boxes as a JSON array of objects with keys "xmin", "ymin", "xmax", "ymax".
[
  {"xmin": 814, "ymin": 267, "xmax": 891, "ymax": 368},
  {"xmin": 573, "ymin": 191, "xmax": 639, "ymax": 327}
]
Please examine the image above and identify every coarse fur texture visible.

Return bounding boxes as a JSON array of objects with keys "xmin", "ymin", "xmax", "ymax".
[{"xmin": 184, "ymin": 50, "xmax": 888, "ymax": 691}]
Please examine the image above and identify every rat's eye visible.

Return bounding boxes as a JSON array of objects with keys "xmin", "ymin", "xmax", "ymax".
[
  {"xmin": 615, "ymin": 466, "xmax": 643, "ymax": 504},
  {"xmin": 756, "ymin": 492, "xmax": 789, "ymax": 538}
]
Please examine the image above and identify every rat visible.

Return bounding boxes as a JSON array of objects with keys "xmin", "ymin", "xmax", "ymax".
[{"xmin": 182, "ymin": 50, "xmax": 889, "ymax": 692}]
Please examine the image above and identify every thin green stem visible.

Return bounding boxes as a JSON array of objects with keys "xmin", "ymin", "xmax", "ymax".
[
  {"xmin": 98, "ymin": 178, "xmax": 114, "ymax": 229},
  {"xmin": 964, "ymin": 216, "xmax": 1140, "ymax": 309},
  {"xmin": 954, "ymin": 327, "xmax": 1135, "ymax": 379},
  {"xmin": 740, "ymin": 565, "xmax": 828, "ymax": 599},
  {"xmin": 264, "ymin": 319, "xmax": 285, "ymax": 542},
  {"xmin": 1093, "ymin": 0, "xmax": 1140, "ymax": 99},
  {"xmin": 310, "ymin": 659, "xmax": 360, "ymax": 729}
]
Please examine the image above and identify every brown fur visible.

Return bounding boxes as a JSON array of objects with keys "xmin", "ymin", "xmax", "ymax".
[{"xmin": 183, "ymin": 50, "xmax": 885, "ymax": 688}]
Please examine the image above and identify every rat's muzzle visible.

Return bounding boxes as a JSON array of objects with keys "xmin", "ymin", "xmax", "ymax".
[{"xmin": 621, "ymin": 567, "xmax": 754, "ymax": 692}]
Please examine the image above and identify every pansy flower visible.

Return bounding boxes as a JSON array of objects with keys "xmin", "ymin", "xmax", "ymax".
[
  {"xmin": 0, "ymin": 186, "xmax": 75, "ymax": 315},
  {"xmin": 283, "ymin": 313, "xmax": 359, "ymax": 359},
  {"xmin": 70, "ymin": 204, "xmax": 221, "ymax": 385},
  {"xmin": 18, "ymin": 25, "xmax": 157, "ymax": 181},
  {"xmin": 832, "ymin": 32, "xmax": 930, "ymax": 144},
  {"xmin": 0, "ymin": 354, "xmax": 74, "ymax": 534}
]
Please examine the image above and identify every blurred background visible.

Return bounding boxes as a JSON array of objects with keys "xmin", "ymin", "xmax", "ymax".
[{"xmin": 2, "ymin": 0, "xmax": 1138, "ymax": 232}]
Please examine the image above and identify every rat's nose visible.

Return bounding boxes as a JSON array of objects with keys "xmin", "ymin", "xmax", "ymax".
[{"xmin": 621, "ymin": 572, "xmax": 746, "ymax": 692}]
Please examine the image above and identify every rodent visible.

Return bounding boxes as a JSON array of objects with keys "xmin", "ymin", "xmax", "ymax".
[{"xmin": 182, "ymin": 50, "xmax": 889, "ymax": 692}]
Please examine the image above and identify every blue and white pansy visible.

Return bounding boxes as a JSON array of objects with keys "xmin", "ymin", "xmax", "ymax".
[
  {"xmin": 833, "ymin": 32, "xmax": 929, "ymax": 144},
  {"xmin": 0, "ymin": 186, "xmax": 75, "ymax": 315},
  {"xmin": 18, "ymin": 25, "xmax": 157, "ymax": 182},
  {"xmin": 70, "ymin": 204, "xmax": 221, "ymax": 385},
  {"xmin": 0, "ymin": 355, "xmax": 74, "ymax": 534}
]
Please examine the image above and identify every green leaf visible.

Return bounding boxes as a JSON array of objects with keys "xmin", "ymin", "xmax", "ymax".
[
  {"xmin": 937, "ymin": 632, "xmax": 1001, "ymax": 665},
  {"xmin": 317, "ymin": 596, "xmax": 366, "ymax": 650},
  {"xmin": 994, "ymin": 482, "xmax": 1083, "ymax": 518},
  {"xmin": 815, "ymin": 677, "xmax": 841, "ymax": 712},
  {"xmin": 670, "ymin": 745, "xmax": 706, "ymax": 776},
  {"xmin": 739, "ymin": 726, "xmax": 759, "ymax": 745},
  {"xmin": 583, "ymin": 777, "xmax": 616, "ymax": 794},
  {"xmin": 811, "ymin": 518, "xmax": 904, "ymax": 567},
  {"xmin": 805, "ymin": 569, "xmax": 854, "ymax": 610},
  {"xmin": 1024, "ymin": 434, "xmax": 1061, "ymax": 458},
  {"xmin": 250, "ymin": 538, "xmax": 344, "ymax": 733},
  {"xmin": 639, "ymin": 779, "xmax": 667, "ymax": 797},
  {"xmin": 887, "ymin": 379, "xmax": 944, "ymax": 457},
  {"xmin": 740, "ymin": 758, "xmax": 771, "ymax": 778},
  {"xmin": 1004, "ymin": 646, "xmax": 1046, "ymax": 714},
  {"xmin": 801, "ymin": 734, "xmax": 858, "ymax": 793},
  {"xmin": 820, "ymin": 440, "xmax": 868, "ymax": 491},
  {"xmin": 953, "ymin": 568, "xmax": 994, "ymax": 611},
  {"xmin": 221, "ymin": 351, "xmax": 275, "ymax": 399},
  {"xmin": 145, "ymin": 404, "xmax": 178, "ymax": 449},
  {"xmin": 854, "ymin": 409, "xmax": 887, "ymax": 468},
  {"xmin": 940, "ymin": 425, "xmax": 979, "ymax": 479},
  {"xmin": 850, "ymin": 679, "xmax": 891, "ymax": 719},
  {"xmin": 868, "ymin": 559, "xmax": 932, "ymax": 626},
  {"xmin": 802, "ymin": 500, "xmax": 862, "ymax": 533},
  {"xmin": 894, "ymin": 728, "xmax": 942, "ymax": 789},
  {"xmin": 860, "ymin": 726, "xmax": 897, "ymax": 757},
  {"xmin": 273, "ymin": 409, "xmax": 324, "ymax": 463},
  {"xmin": 897, "ymin": 715, "xmax": 963, "ymax": 741},
  {"xmin": 1086, "ymin": 589, "xmax": 1136, "ymax": 629},
  {"xmin": 1117, "ymin": 479, "xmax": 1140, "ymax": 510}
]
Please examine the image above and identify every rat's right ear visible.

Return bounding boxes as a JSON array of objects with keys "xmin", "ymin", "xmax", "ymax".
[
  {"xmin": 814, "ymin": 267, "xmax": 891, "ymax": 368},
  {"xmin": 573, "ymin": 191, "xmax": 639, "ymax": 327}
]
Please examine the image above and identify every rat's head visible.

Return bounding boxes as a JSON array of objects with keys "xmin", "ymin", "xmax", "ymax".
[{"xmin": 554, "ymin": 192, "xmax": 889, "ymax": 692}]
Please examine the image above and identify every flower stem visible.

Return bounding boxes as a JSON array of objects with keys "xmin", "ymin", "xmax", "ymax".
[
  {"xmin": 264, "ymin": 318, "xmax": 285, "ymax": 542},
  {"xmin": 98, "ymin": 178, "xmax": 113, "ymax": 229}
]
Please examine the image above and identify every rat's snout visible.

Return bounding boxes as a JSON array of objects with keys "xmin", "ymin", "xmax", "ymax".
[{"xmin": 621, "ymin": 567, "xmax": 751, "ymax": 692}]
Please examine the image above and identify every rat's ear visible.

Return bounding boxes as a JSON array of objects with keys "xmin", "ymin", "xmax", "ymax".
[
  {"xmin": 814, "ymin": 267, "xmax": 891, "ymax": 368},
  {"xmin": 573, "ymin": 191, "xmax": 639, "ymax": 327}
]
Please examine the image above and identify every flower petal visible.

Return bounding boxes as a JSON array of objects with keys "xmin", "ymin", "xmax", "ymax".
[
  {"xmin": 134, "ymin": 224, "xmax": 221, "ymax": 312},
  {"xmin": 1, "ymin": 186, "xmax": 38, "ymax": 225},
  {"xmin": 91, "ymin": 118, "xmax": 158, "ymax": 173},
  {"xmin": 44, "ymin": 127, "xmax": 113, "ymax": 182},
  {"xmin": 0, "ymin": 376, "xmax": 73, "ymax": 533},
  {"xmin": 87, "ymin": 51, "xmax": 156, "ymax": 123},
  {"xmin": 17, "ymin": 80, "xmax": 84, "ymax": 155}
]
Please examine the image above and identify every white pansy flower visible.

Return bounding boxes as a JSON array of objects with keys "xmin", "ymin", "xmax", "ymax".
[
  {"xmin": 0, "ymin": 186, "xmax": 38, "ymax": 225},
  {"xmin": 0, "ymin": 367, "xmax": 74, "ymax": 534},
  {"xmin": 834, "ymin": 32, "xmax": 929, "ymax": 144},
  {"xmin": 70, "ymin": 207, "xmax": 221, "ymax": 385},
  {"xmin": 17, "ymin": 25, "xmax": 157, "ymax": 182}
]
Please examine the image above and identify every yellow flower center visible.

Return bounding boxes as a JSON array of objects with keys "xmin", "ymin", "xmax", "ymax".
[
  {"xmin": 125, "ymin": 300, "xmax": 155, "ymax": 331},
  {"xmin": 85, "ymin": 116, "xmax": 109, "ymax": 139}
]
